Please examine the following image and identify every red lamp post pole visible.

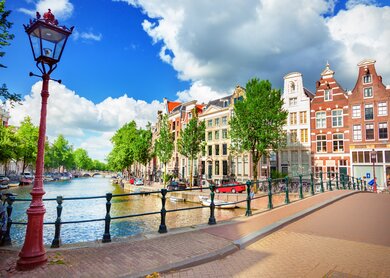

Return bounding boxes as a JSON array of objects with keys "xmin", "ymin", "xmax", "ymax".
[{"xmin": 17, "ymin": 74, "xmax": 50, "ymax": 269}]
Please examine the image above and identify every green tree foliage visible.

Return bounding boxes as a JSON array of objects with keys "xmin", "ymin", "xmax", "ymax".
[
  {"xmin": 154, "ymin": 114, "xmax": 174, "ymax": 187},
  {"xmin": 107, "ymin": 121, "xmax": 138, "ymax": 173},
  {"xmin": 134, "ymin": 124, "xmax": 153, "ymax": 179},
  {"xmin": 46, "ymin": 134, "xmax": 74, "ymax": 171},
  {"xmin": 0, "ymin": 124, "xmax": 18, "ymax": 174},
  {"xmin": 15, "ymin": 116, "xmax": 39, "ymax": 173},
  {"xmin": 177, "ymin": 109, "xmax": 206, "ymax": 187},
  {"xmin": 73, "ymin": 148, "xmax": 93, "ymax": 171},
  {"xmin": 230, "ymin": 78, "xmax": 287, "ymax": 184},
  {"xmin": 0, "ymin": 0, "xmax": 21, "ymax": 104}
]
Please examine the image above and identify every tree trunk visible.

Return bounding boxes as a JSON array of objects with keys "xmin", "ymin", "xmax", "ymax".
[
  {"xmin": 22, "ymin": 158, "xmax": 26, "ymax": 174},
  {"xmin": 189, "ymin": 157, "xmax": 193, "ymax": 188},
  {"xmin": 252, "ymin": 152, "xmax": 260, "ymax": 192}
]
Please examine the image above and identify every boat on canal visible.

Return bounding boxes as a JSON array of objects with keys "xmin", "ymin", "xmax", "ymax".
[{"xmin": 198, "ymin": 196, "xmax": 236, "ymax": 209}]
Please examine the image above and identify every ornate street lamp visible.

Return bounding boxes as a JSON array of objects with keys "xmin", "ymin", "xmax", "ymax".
[
  {"xmin": 371, "ymin": 149, "xmax": 377, "ymax": 193},
  {"xmin": 17, "ymin": 10, "xmax": 73, "ymax": 270}
]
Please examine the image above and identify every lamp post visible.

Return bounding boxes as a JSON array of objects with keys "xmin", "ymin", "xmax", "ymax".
[
  {"xmin": 17, "ymin": 10, "xmax": 73, "ymax": 270},
  {"xmin": 371, "ymin": 149, "xmax": 377, "ymax": 193}
]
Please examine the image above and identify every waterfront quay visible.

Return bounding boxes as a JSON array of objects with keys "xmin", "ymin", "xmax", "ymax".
[{"xmin": 1, "ymin": 189, "xmax": 389, "ymax": 277}]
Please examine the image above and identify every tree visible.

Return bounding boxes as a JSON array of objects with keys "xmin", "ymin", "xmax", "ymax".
[
  {"xmin": 0, "ymin": 124, "xmax": 18, "ymax": 174},
  {"xmin": 154, "ymin": 114, "xmax": 174, "ymax": 188},
  {"xmin": 49, "ymin": 135, "xmax": 74, "ymax": 171},
  {"xmin": 15, "ymin": 116, "xmax": 39, "ymax": 173},
  {"xmin": 73, "ymin": 148, "xmax": 92, "ymax": 171},
  {"xmin": 177, "ymin": 109, "xmax": 206, "ymax": 187},
  {"xmin": 134, "ymin": 124, "xmax": 153, "ymax": 181},
  {"xmin": 230, "ymin": 78, "xmax": 287, "ymax": 187},
  {"xmin": 0, "ymin": 0, "xmax": 21, "ymax": 104},
  {"xmin": 107, "ymin": 121, "xmax": 138, "ymax": 175}
]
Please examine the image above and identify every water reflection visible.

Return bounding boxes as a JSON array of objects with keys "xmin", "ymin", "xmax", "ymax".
[{"xmin": 7, "ymin": 177, "xmax": 243, "ymax": 245}]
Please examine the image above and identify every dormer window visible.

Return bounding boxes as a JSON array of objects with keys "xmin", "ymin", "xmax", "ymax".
[
  {"xmin": 363, "ymin": 74, "xmax": 372, "ymax": 84},
  {"xmin": 324, "ymin": 89, "xmax": 332, "ymax": 101},
  {"xmin": 364, "ymin": 87, "xmax": 373, "ymax": 98}
]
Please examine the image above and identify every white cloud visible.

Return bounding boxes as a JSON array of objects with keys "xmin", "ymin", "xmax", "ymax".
[
  {"xmin": 72, "ymin": 30, "xmax": 103, "ymax": 42},
  {"xmin": 116, "ymin": 0, "xmax": 390, "ymax": 94},
  {"xmin": 8, "ymin": 82, "xmax": 163, "ymax": 161},
  {"xmin": 19, "ymin": 0, "xmax": 74, "ymax": 20},
  {"xmin": 176, "ymin": 81, "xmax": 226, "ymax": 104}
]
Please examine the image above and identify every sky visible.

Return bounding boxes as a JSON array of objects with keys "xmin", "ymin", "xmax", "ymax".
[{"xmin": 2, "ymin": 0, "xmax": 390, "ymax": 161}]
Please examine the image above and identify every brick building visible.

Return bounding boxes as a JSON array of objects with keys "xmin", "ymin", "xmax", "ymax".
[
  {"xmin": 310, "ymin": 63, "xmax": 350, "ymax": 177},
  {"xmin": 348, "ymin": 59, "xmax": 390, "ymax": 189}
]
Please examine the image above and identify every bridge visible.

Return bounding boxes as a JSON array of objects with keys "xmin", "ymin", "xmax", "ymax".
[{"xmin": 76, "ymin": 171, "xmax": 116, "ymax": 177}]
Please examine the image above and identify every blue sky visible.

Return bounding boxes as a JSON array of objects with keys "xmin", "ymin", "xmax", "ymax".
[{"xmin": 3, "ymin": 0, "xmax": 390, "ymax": 161}]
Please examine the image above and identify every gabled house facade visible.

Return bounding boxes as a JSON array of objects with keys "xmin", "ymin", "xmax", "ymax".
[
  {"xmin": 310, "ymin": 63, "xmax": 350, "ymax": 177},
  {"xmin": 279, "ymin": 72, "xmax": 313, "ymax": 176},
  {"xmin": 349, "ymin": 59, "xmax": 390, "ymax": 189}
]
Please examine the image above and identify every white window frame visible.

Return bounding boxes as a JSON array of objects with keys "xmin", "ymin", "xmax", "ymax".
[
  {"xmin": 352, "ymin": 105, "xmax": 361, "ymax": 118},
  {"xmin": 332, "ymin": 133, "xmax": 344, "ymax": 152},
  {"xmin": 316, "ymin": 111, "xmax": 326, "ymax": 129},
  {"xmin": 378, "ymin": 102, "xmax": 387, "ymax": 116},
  {"xmin": 324, "ymin": 89, "xmax": 332, "ymax": 101},
  {"xmin": 363, "ymin": 74, "xmax": 372, "ymax": 84},
  {"xmin": 332, "ymin": 109, "xmax": 343, "ymax": 127},
  {"xmin": 353, "ymin": 125, "xmax": 362, "ymax": 141},
  {"xmin": 365, "ymin": 123, "xmax": 374, "ymax": 140},
  {"xmin": 289, "ymin": 97, "xmax": 297, "ymax": 106},
  {"xmin": 316, "ymin": 135, "xmax": 327, "ymax": 153},
  {"xmin": 364, "ymin": 87, "xmax": 373, "ymax": 98},
  {"xmin": 379, "ymin": 122, "xmax": 388, "ymax": 139},
  {"xmin": 364, "ymin": 104, "xmax": 374, "ymax": 120}
]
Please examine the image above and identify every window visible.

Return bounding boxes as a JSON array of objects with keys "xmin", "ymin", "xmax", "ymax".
[
  {"xmin": 222, "ymin": 144, "xmax": 227, "ymax": 155},
  {"xmin": 332, "ymin": 110, "xmax": 343, "ymax": 127},
  {"xmin": 353, "ymin": 125, "xmax": 362, "ymax": 141},
  {"xmin": 364, "ymin": 87, "xmax": 373, "ymax": 98},
  {"xmin": 290, "ymin": 81, "xmax": 296, "ymax": 93},
  {"xmin": 222, "ymin": 160, "xmax": 228, "ymax": 175},
  {"xmin": 300, "ymin": 129, "xmax": 308, "ymax": 143},
  {"xmin": 324, "ymin": 89, "xmax": 332, "ymax": 101},
  {"xmin": 215, "ymin": 130, "xmax": 219, "ymax": 140},
  {"xmin": 222, "ymin": 129, "xmax": 228, "ymax": 139},
  {"xmin": 363, "ymin": 74, "xmax": 372, "ymax": 84},
  {"xmin": 316, "ymin": 112, "xmax": 326, "ymax": 128},
  {"xmin": 215, "ymin": 161, "xmax": 220, "ymax": 175},
  {"xmin": 234, "ymin": 96, "xmax": 243, "ymax": 104},
  {"xmin": 243, "ymin": 156, "xmax": 249, "ymax": 176},
  {"xmin": 188, "ymin": 112, "xmax": 192, "ymax": 119},
  {"xmin": 316, "ymin": 135, "xmax": 327, "ymax": 152},
  {"xmin": 379, "ymin": 123, "xmax": 388, "ymax": 139},
  {"xmin": 207, "ymin": 119, "xmax": 213, "ymax": 127},
  {"xmin": 290, "ymin": 112, "xmax": 297, "ymax": 125},
  {"xmin": 237, "ymin": 157, "xmax": 242, "ymax": 175},
  {"xmin": 365, "ymin": 104, "xmax": 374, "ymax": 120},
  {"xmin": 222, "ymin": 116, "xmax": 227, "ymax": 126},
  {"xmin": 207, "ymin": 131, "xmax": 212, "ymax": 141},
  {"xmin": 289, "ymin": 98, "xmax": 297, "ymax": 106},
  {"xmin": 215, "ymin": 118, "xmax": 220, "ymax": 126},
  {"xmin": 208, "ymin": 145, "xmax": 212, "ymax": 156},
  {"xmin": 172, "ymin": 121, "xmax": 176, "ymax": 130},
  {"xmin": 231, "ymin": 159, "xmax": 236, "ymax": 176},
  {"xmin": 333, "ymin": 134, "xmax": 344, "ymax": 152},
  {"xmin": 299, "ymin": 111, "xmax": 307, "ymax": 124},
  {"xmin": 378, "ymin": 102, "xmax": 387, "ymax": 116},
  {"xmin": 366, "ymin": 123, "xmax": 374, "ymax": 140},
  {"xmin": 215, "ymin": 144, "xmax": 220, "ymax": 155},
  {"xmin": 352, "ymin": 105, "xmax": 361, "ymax": 118},
  {"xmin": 290, "ymin": 130, "xmax": 297, "ymax": 143}
]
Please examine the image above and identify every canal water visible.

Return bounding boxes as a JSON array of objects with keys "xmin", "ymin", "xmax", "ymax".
[{"xmin": 6, "ymin": 176, "xmax": 244, "ymax": 246}]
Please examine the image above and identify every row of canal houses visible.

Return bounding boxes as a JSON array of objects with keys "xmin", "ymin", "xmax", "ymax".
[{"xmin": 149, "ymin": 59, "xmax": 390, "ymax": 189}]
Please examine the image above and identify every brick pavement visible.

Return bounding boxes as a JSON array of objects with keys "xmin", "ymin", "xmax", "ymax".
[
  {"xmin": 0, "ymin": 190, "xmax": 359, "ymax": 277},
  {"xmin": 163, "ymin": 193, "xmax": 390, "ymax": 278}
]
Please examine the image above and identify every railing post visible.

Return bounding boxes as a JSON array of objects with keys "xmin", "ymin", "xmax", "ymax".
[
  {"xmin": 328, "ymin": 172, "xmax": 333, "ymax": 191},
  {"xmin": 158, "ymin": 189, "xmax": 168, "ymax": 233},
  {"xmin": 102, "ymin": 193, "xmax": 112, "ymax": 243},
  {"xmin": 336, "ymin": 172, "xmax": 339, "ymax": 190},
  {"xmin": 347, "ymin": 175, "xmax": 351, "ymax": 190},
  {"xmin": 284, "ymin": 177, "xmax": 290, "ymax": 204},
  {"xmin": 299, "ymin": 175, "xmax": 304, "ymax": 199},
  {"xmin": 341, "ymin": 174, "xmax": 346, "ymax": 190},
  {"xmin": 51, "ymin": 196, "xmax": 63, "ymax": 248},
  {"xmin": 267, "ymin": 178, "xmax": 273, "ymax": 209},
  {"xmin": 352, "ymin": 177, "xmax": 356, "ymax": 190},
  {"xmin": 364, "ymin": 180, "xmax": 367, "ymax": 191},
  {"xmin": 356, "ymin": 178, "xmax": 360, "ymax": 191},
  {"xmin": 1, "ymin": 195, "xmax": 15, "ymax": 246},
  {"xmin": 310, "ymin": 173, "xmax": 315, "ymax": 195},
  {"xmin": 245, "ymin": 180, "xmax": 252, "ymax": 216},
  {"xmin": 208, "ymin": 184, "xmax": 216, "ymax": 225},
  {"xmin": 320, "ymin": 171, "xmax": 324, "ymax": 193}
]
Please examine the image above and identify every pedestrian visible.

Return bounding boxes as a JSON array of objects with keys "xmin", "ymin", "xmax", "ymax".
[{"xmin": 0, "ymin": 193, "xmax": 8, "ymax": 240}]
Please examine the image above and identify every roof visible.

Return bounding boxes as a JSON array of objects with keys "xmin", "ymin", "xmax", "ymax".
[
  {"xmin": 206, "ymin": 94, "xmax": 232, "ymax": 108},
  {"xmin": 167, "ymin": 101, "xmax": 181, "ymax": 113},
  {"xmin": 303, "ymin": 87, "xmax": 315, "ymax": 99}
]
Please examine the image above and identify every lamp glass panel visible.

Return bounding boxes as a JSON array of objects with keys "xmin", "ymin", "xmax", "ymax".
[
  {"xmin": 53, "ymin": 38, "xmax": 66, "ymax": 60},
  {"xmin": 29, "ymin": 34, "xmax": 40, "ymax": 60}
]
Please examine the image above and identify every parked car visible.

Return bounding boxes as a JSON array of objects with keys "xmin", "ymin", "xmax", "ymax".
[
  {"xmin": 167, "ymin": 181, "xmax": 187, "ymax": 191},
  {"xmin": 0, "ymin": 175, "xmax": 10, "ymax": 185},
  {"xmin": 215, "ymin": 181, "xmax": 246, "ymax": 193},
  {"xmin": 134, "ymin": 178, "xmax": 144, "ymax": 186}
]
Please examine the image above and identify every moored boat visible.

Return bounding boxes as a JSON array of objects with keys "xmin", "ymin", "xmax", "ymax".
[{"xmin": 198, "ymin": 196, "xmax": 236, "ymax": 209}]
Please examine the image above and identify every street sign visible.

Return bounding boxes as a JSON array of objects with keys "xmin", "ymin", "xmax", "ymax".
[{"xmin": 366, "ymin": 173, "xmax": 370, "ymax": 179}]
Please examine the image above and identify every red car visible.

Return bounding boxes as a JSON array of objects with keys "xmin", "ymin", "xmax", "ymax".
[{"xmin": 215, "ymin": 181, "xmax": 246, "ymax": 193}]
